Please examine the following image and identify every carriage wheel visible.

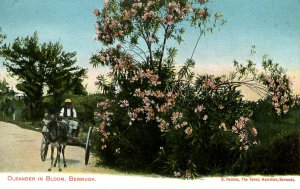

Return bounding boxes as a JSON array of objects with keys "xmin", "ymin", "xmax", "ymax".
[
  {"xmin": 85, "ymin": 127, "xmax": 93, "ymax": 165},
  {"xmin": 40, "ymin": 136, "xmax": 49, "ymax": 161}
]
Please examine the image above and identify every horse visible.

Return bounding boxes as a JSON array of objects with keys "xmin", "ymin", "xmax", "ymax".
[{"xmin": 44, "ymin": 118, "xmax": 69, "ymax": 171}]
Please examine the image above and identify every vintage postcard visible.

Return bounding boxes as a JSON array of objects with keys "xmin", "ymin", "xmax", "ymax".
[{"xmin": 0, "ymin": 0, "xmax": 299, "ymax": 189}]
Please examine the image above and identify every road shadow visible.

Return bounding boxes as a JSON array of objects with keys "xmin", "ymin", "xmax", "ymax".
[
  {"xmin": 65, "ymin": 159, "xmax": 81, "ymax": 165},
  {"xmin": 43, "ymin": 158, "xmax": 81, "ymax": 165}
]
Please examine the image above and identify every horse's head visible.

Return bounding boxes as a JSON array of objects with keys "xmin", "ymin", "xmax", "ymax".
[
  {"xmin": 45, "ymin": 120, "xmax": 59, "ymax": 142},
  {"xmin": 45, "ymin": 119, "xmax": 68, "ymax": 143}
]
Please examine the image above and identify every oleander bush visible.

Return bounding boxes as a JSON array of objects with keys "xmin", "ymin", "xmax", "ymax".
[{"xmin": 91, "ymin": 0, "xmax": 295, "ymax": 178}]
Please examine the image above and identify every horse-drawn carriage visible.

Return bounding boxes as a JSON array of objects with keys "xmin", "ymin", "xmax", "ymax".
[{"xmin": 40, "ymin": 116, "xmax": 93, "ymax": 171}]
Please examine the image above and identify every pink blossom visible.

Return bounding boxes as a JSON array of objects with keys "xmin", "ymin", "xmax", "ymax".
[
  {"xmin": 94, "ymin": 112, "xmax": 100, "ymax": 116},
  {"xmin": 275, "ymin": 107, "xmax": 281, "ymax": 114},
  {"xmin": 134, "ymin": 107, "xmax": 144, "ymax": 114},
  {"xmin": 220, "ymin": 75, "xmax": 227, "ymax": 83},
  {"xmin": 160, "ymin": 18, "xmax": 166, "ymax": 24},
  {"xmin": 219, "ymin": 122, "xmax": 227, "ymax": 131},
  {"xmin": 119, "ymin": 100, "xmax": 129, "ymax": 108},
  {"xmin": 181, "ymin": 121, "xmax": 188, "ymax": 127},
  {"xmin": 194, "ymin": 105, "xmax": 205, "ymax": 113},
  {"xmin": 155, "ymin": 90, "xmax": 164, "ymax": 98},
  {"xmin": 133, "ymin": 2, "xmax": 142, "ymax": 9},
  {"xmin": 130, "ymin": 8, "xmax": 137, "ymax": 16},
  {"xmin": 197, "ymin": 9, "xmax": 206, "ymax": 17},
  {"xmin": 218, "ymin": 104, "xmax": 224, "ymax": 109},
  {"xmin": 94, "ymin": 81, "xmax": 100, "ymax": 85},
  {"xmin": 251, "ymin": 127, "xmax": 257, "ymax": 136},
  {"xmin": 142, "ymin": 97, "xmax": 151, "ymax": 106},
  {"xmin": 185, "ymin": 170, "xmax": 192, "ymax": 179},
  {"xmin": 115, "ymin": 148, "xmax": 120, "ymax": 154},
  {"xmin": 158, "ymin": 118, "xmax": 169, "ymax": 132},
  {"xmin": 144, "ymin": 90, "xmax": 152, "ymax": 96},
  {"xmin": 99, "ymin": 55, "xmax": 106, "ymax": 61},
  {"xmin": 232, "ymin": 126, "xmax": 238, "ymax": 133},
  {"xmin": 185, "ymin": 127, "xmax": 193, "ymax": 136},
  {"xmin": 150, "ymin": 75, "xmax": 159, "ymax": 86},
  {"xmin": 234, "ymin": 117, "xmax": 248, "ymax": 129},
  {"xmin": 123, "ymin": 10, "xmax": 130, "ymax": 20},
  {"xmin": 142, "ymin": 11, "xmax": 155, "ymax": 20},
  {"xmin": 128, "ymin": 111, "xmax": 138, "ymax": 121},
  {"xmin": 239, "ymin": 133, "xmax": 246, "ymax": 142},
  {"xmin": 147, "ymin": 37, "xmax": 155, "ymax": 43},
  {"xmin": 171, "ymin": 112, "xmax": 183, "ymax": 124},
  {"xmin": 283, "ymin": 104, "xmax": 289, "ymax": 114},
  {"xmin": 272, "ymin": 95, "xmax": 278, "ymax": 101},
  {"xmin": 174, "ymin": 171, "xmax": 181, "ymax": 177},
  {"xmin": 166, "ymin": 14, "xmax": 174, "ymax": 21},
  {"xmin": 118, "ymin": 30, "xmax": 124, "ymax": 37},
  {"xmin": 166, "ymin": 14, "xmax": 174, "ymax": 25},
  {"xmin": 131, "ymin": 75, "xmax": 139, "ymax": 82},
  {"xmin": 103, "ymin": 0, "xmax": 109, "ymax": 8},
  {"xmin": 93, "ymin": 9, "xmax": 100, "ymax": 17},
  {"xmin": 124, "ymin": 24, "xmax": 129, "ymax": 30}
]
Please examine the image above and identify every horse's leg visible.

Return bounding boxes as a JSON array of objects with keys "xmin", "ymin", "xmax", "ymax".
[
  {"xmin": 57, "ymin": 146, "xmax": 62, "ymax": 172},
  {"xmin": 53, "ymin": 146, "xmax": 58, "ymax": 167},
  {"xmin": 48, "ymin": 145, "xmax": 54, "ymax": 171},
  {"xmin": 62, "ymin": 144, "xmax": 67, "ymax": 167}
]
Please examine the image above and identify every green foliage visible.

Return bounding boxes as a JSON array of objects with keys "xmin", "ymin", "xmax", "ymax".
[
  {"xmin": 252, "ymin": 98, "xmax": 280, "ymax": 124},
  {"xmin": 71, "ymin": 94, "xmax": 104, "ymax": 124},
  {"xmin": 0, "ymin": 32, "xmax": 87, "ymax": 120},
  {"xmin": 232, "ymin": 106, "xmax": 300, "ymax": 175},
  {"xmin": 270, "ymin": 131, "xmax": 300, "ymax": 174},
  {"xmin": 0, "ymin": 78, "xmax": 15, "ymax": 117},
  {"xmin": 0, "ymin": 27, "xmax": 6, "ymax": 46},
  {"xmin": 1, "ymin": 32, "xmax": 45, "ymax": 120},
  {"xmin": 232, "ymin": 124, "xmax": 300, "ymax": 175}
]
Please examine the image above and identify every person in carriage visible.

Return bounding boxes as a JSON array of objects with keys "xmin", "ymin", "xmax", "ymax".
[{"xmin": 59, "ymin": 99, "xmax": 79, "ymax": 138}]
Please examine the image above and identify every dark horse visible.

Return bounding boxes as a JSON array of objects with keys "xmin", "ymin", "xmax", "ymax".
[{"xmin": 44, "ymin": 119, "xmax": 69, "ymax": 171}]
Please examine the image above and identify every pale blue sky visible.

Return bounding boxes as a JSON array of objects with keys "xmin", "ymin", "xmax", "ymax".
[{"xmin": 1, "ymin": 0, "xmax": 300, "ymax": 93}]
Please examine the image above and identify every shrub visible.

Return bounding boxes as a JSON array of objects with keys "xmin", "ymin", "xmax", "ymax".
[
  {"xmin": 91, "ymin": 1, "xmax": 294, "ymax": 178},
  {"xmin": 232, "ymin": 107, "xmax": 300, "ymax": 175}
]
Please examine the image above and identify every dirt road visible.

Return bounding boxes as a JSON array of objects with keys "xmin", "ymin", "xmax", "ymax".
[{"xmin": 0, "ymin": 121, "xmax": 117, "ymax": 173}]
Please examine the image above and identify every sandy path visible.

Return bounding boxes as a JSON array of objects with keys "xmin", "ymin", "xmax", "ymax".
[{"xmin": 0, "ymin": 121, "xmax": 117, "ymax": 174}]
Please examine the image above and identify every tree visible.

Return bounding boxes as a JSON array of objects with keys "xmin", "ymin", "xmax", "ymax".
[
  {"xmin": 91, "ymin": 0, "xmax": 227, "ymax": 174},
  {"xmin": 0, "ymin": 78, "xmax": 15, "ymax": 117},
  {"xmin": 41, "ymin": 41, "xmax": 87, "ymax": 113},
  {"xmin": 0, "ymin": 32, "xmax": 87, "ymax": 120}
]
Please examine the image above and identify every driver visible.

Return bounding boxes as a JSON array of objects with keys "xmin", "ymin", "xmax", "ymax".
[{"xmin": 60, "ymin": 99, "xmax": 79, "ymax": 137}]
